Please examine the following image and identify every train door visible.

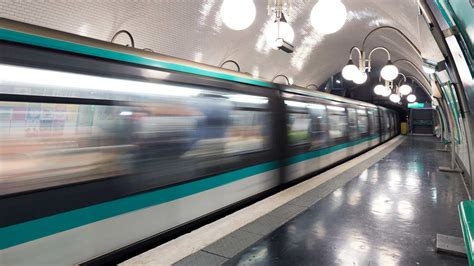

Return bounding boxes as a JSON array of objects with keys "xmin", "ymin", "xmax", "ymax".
[
  {"xmin": 357, "ymin": 108, "xmax": 370, "ymax": 151},
  {"xmin": 281, "ymin": 92, "xmax": 329, "ymax": 181},
  {"xmin": 347, "ymin": 107, "xmax": 359, "ymax": 141},
  {"xmin": 347, "ymin": 107, "xmax": 357, "ymax": 157},
  {"xmin": 327, "ymin": 104, "xmax": 349, "ymax": 162},
  {"xmin": 378, "ymin": 108, "xmax": 384, "ymax": 142},
  {"xmin": 391, "ymin": 113, "xmax": 396, "ymax": 137},
  {"xmin": 384, "ymin": 110, "xmax": 391, "ymax": 140},
  {"xmin": 368, "ymin": 108, "xmax": 378, "ymax": 147},
  {"xmin": 388, "ymin": 112, "xmax": 392, "ymax": 137}
]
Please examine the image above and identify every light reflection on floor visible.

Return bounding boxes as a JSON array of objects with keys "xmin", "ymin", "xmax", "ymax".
[{"xmin": 226, "ymin": 136, "xmax": 468, "ymax": 266}]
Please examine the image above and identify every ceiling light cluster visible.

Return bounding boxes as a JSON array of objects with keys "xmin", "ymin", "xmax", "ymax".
[
  {"xmin": 373, "ymin": 73, "xmax": 417, "ymax": 104},
  {"xmin": 342, "ymin": 46, "xmax": 399, "ymax": 85},
  {"xmin": 220, "ymin": 0, "xmax": 348, "ymax": 53}
]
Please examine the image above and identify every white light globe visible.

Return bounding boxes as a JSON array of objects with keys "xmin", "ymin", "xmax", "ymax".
[
  {"xmin": 220, "ymin": 0, "xmax": 256, "ymax": 31},
  {"xmin": 342, "ymin": 63, "xmax": 358, "ymax": 80},
  {"xmin": 381, "ymin": 87, "xmax": 392, "ymax": 97},
  {"xmin": 267, "ymin": 20, "xmax": 295, "ymax": 49},
  {"xmin": 353, "ymin": 72, "xmax": 367, "ymax": 84},
  {"xmin": 389, "ymin": 94, "xmax": 401, "ymax": 103},
  {"xmin": 374, "ymin": 84, "xmax": 385, "ymax": 95},
  {"xmin": 380, "ymin": 64, "xmax": 399, "ymax": 81},
  {"xmin": 399, "ymin": 84, "xmax": 412, "ymax": 95},
  {"xmin": 407, "ymin": 94, "xmax": 417, "ymax": 102},
  {"xmin": 310, "ymin": 0, "xmax": 347, "ymax": 34}
]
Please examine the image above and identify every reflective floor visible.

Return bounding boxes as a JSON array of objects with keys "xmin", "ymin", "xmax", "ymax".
[{"xmin": 226, "ymin": 136, "xmax": 468, "ymax": 265}]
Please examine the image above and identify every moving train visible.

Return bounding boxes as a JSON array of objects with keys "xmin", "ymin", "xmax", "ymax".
[{"xmin": 0, "ymin": 18, "xmax": 399, "ymax": 265}]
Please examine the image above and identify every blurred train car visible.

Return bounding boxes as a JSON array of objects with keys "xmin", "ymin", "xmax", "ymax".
[{"xmin": 0, "ymin": 18, "xmax": 398, "ymax": 265}]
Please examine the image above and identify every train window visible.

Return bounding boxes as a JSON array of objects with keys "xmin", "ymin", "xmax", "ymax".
[
  {"xmin": 285, "ymin": 100, "xmax": 311, "ymax": 145},
  {"xmin": 390, "ymin": 114, "xmax": 395, "ymax": 130},
  {"xmin": 225, "ymin": 109, "xmax": 270, "ymax": 154},
  {"xmin": 287, "ymin": 113, "xmax": 311, "ymax": 145},
  {"xmin": 374, "ymin": 112, "xmax": 381, "ymax": 134},
  {"xmin": 308, "ymin": 103, "xmax": 327, "ymax": 149},
  {"xmin": 0, "ymin": 64, "xmax": 202, "ymax": 102},
  {"xmin": 357, "ymin": 109, "xmax": 369, "ymax": 134},
  {"xmin": 0, "ymin": 101, "xmax": 139, "ymax": 195},
  {"xmin": 327, "ymin": 105, "xmax": 348, "ymax": 139},
  {"xmin": 347, "ymin": 108, "xmax": 358, "ymax": 140},
  {"xmin": 368, "ymin": 110, "xmax": 376, "ymax": 135},
  {"xmin": 386, "ymin": 113, "xmax": 390, "ymax": 126},
  {"xmin": 0, "ymin": 68, "xmax": 273, "ymax": 194}
]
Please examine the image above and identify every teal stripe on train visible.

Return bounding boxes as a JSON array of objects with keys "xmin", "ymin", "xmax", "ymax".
[
  {"xmin": 0, "ymin": 29, "xmax": 273, "ymax": 88},
  {"xmin": 0, "ymin": 135, "xmax": 379, "ymax": 249},
  {"xmin": 0, "ymin": 136, "xmax": 378, "ymax": 249},
  {"xmin": 0, "ymin": 161, "xmax": 280, "ymax": 249},
  {"xmin": 286, "ymin": 135, "xmax": 379, "ymax": 165}
]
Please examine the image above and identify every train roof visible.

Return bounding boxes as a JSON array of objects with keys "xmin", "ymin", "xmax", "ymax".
[
  {"xmin": 0, "ymin": 18, "xmax": 272, "ymax": 88},
  {"xmin": 281, "ymin": 85, "xmax": 378, "ymax": 109},
  {"xmin": 1, "ymin": 18, "xmax": 394, "ymax": 113}
]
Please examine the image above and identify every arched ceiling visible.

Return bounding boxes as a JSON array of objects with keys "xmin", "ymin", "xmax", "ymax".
[{"xmin": 0, "ymin": 0, "xmax": 443, "ymax": 95}]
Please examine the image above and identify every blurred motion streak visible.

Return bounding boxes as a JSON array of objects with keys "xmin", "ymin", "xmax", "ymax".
[{"xmin": 0, "ymin": 65, "xmax": 271, "ymax": 195}]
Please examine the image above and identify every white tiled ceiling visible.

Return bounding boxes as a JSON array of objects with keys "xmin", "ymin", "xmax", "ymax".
[{"xmin": 0, "ymin": 0, "xmax": 443, "ymax": 93}]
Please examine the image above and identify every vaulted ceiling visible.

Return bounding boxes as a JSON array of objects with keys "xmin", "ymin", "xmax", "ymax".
[{"xmin": 0, "ymin": 0, "xmax": 443, "ymax": 96}]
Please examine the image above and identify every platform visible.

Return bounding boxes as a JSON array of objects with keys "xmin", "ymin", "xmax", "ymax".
[{"xmin": 123, "ymin": 136, "xmax": 468, "ymax": 265}]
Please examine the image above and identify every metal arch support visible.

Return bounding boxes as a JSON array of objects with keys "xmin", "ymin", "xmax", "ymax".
[
  {"xmin": 361, "ymin": 25, "xmax": 422, "ymax": 58},
  {"xmin": 405, "ymin": 74, "xmax": 432, "ymax": 99},
  {"xmin": 393, "ymin": 58, "xmax": 431, "ymax": 84},
  {"xmin": 406, "ymin": 75, "xmax": 425, "ymax": 89},
  {"xmin": 306, "ymin": 83, "xmax": 319, "ymax": 90},
  {"xmin": 272, "ymin": 74, "xmax": 291, "ymax": 85},
  {"xmin": 111, "ymin": 30, "xmax": 135, "ymax": 48},
  {"xmin": 219, "ymin": 60, "xmax": 241, "ymax": 72}
]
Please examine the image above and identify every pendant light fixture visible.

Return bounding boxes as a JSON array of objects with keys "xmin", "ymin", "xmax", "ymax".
[
  {"xmin": 381, "ymin": 86, "xmax": 392, "ymax": 97},
  {"xmin": 389, "ymin": 94, "xmax": 401, "ymax": 103},
  {"xmin": 267, "ymin": 0, "xmax": 295, "ymax": 53},
  {"xmin": 373, "ymin": 84, "xmax": 385, "ymax": 95},
  {"xmin": 380, "ymin": 61, "xmax": 399, "ymax": 81},
  {"xmin": 407, "ymin": 94, "xmax": 417, "ymax": 102},
  {"xmin": 395, "ymin": 73, "xmax": 412, "ymax": 95},
  {"xmin": 310, "ymin": 0, "xmax": 347, "ymax": 34},
  {"xmin": 341, "ymin": 46, "xmax": 398, "ymax": 84},
  {"xmin": 220, "ymin": 0, "xmax": 256, "ymax": 31},
  {"xmin": 341, "ymin": 60, "xmax": 359, "ymax": 81},
  {"xmin": 399, "ymin": 84, "xmax": 412, "ymax": 95},
  {"xmin": 373, "ymin": 77, "xmax": 386, "ymax": 95},
  {"xmin": 267, "ymin": 13, "xmax": 295, "ymax": 48},
  {"xmin": 353, "ymin": 72, "xmax": 368, "ymax": 84}
]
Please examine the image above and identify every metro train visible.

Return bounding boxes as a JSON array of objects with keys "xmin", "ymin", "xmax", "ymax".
[{"xmin": 0, "ymin": 19, "xmax": 399, "ymax": 265}]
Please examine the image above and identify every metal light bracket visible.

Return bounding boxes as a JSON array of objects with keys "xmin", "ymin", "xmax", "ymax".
[
  {"xmin": 219, "ymin": 60, "xmax": 241, "ymax": 72},
  {"xmin": 348, "ymin": 46, "xmax": 392, "ymax": 74},
  {"xmin": 111, "ymin": 30, "xmax": 135, "ymax": 48}
]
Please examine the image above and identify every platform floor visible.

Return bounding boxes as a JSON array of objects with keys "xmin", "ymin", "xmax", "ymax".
[{"xmin": 225, "ymin": 136, "xmax": 468, "ymax": 265}]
